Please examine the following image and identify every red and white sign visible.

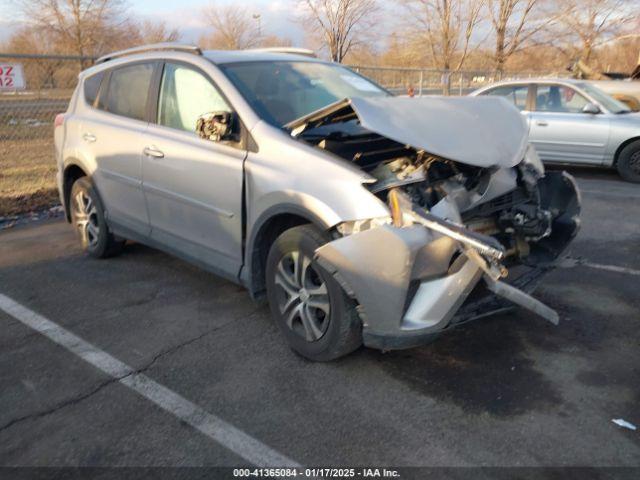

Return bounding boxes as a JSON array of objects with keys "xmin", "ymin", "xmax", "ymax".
[{"xmin": 0, "ymin": 63, "xmax": 26, "ymax": 90}]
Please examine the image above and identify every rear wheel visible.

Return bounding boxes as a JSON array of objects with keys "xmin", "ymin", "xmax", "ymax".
[
  {"xmin": 70, "ymin": 177, "xmax": 125, "ymax": 258},
  {"xmin": 616, "ymin": 141, "xmax": 640, "ymax": 183},
  {"xmin": 265, "ymin": 225, "xmax": 362, "ymax": 361}
]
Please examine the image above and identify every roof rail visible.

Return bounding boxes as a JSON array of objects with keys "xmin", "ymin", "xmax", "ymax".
[
  {"xmin": 95, "ymin": 43, "xmax": 202, "ymax": 64},
  {"xmin": 246, "ymin": 47, "xmax": 317, "ymax": 58}
]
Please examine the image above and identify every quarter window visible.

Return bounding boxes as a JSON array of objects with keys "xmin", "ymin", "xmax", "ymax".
[
  {"xmin": 535, "ymin": 85, "xmax": 589, "ymax": 113},
  {"xmin": 157, "ymin": 63, "xmax": 230, "ymax": 133},
  {"xmin": 103, "ymin": 63, "xmax": 154, "ymax": 121},
  {"xmin": 485, "ymin": 85, "xmax": 529, "ymax": 111},
  {"xmin": 84, "ymin": 71, "xmax": 104, "ymax": 106}
]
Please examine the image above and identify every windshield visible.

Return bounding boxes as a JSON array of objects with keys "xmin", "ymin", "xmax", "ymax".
[
  {"xmin": 577, "ymin": 82, "xmax": 631, "ymax": 114},
  {"xmin": 220, "ymin": 61, "xmax": 389, "ymax": 126}
]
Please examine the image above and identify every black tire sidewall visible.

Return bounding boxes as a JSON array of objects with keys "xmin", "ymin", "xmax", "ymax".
[
  {"xmin": 265, "ymin": 226, "xmax": 359, "ymax": 361},
  {"xmin": 617, "ymin": 142, "xmax": 640, "ymax": 183},
  {"xmin": 70, "ymin": 177, "xmax": 111, "ymax": 258}
]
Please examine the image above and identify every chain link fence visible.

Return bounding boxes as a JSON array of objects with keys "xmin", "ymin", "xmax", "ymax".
[
  {"xmin": 350, "ymin": 65, "xmax": 566, "ymax": 96},
  {"xmin": 0, "ymin": 53, "xmax": 95, "ymax": 217},
  {"xmin": 0, "ymin": 52, "xmax": 562, "ymax": 217},
  {"xmin": 0, "ymin": 54, "xmax": 92, "ymax": 141}
]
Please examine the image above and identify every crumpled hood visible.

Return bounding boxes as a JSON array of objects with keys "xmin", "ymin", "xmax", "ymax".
[{"xmin": 347, "ymin": 96, "xmax": 529, "ymax": 168}]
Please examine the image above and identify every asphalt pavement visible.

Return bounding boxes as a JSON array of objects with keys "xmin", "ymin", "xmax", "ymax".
[{"xmin": 0, "ymin": 168, "xmax": 638, "ymax": 475}]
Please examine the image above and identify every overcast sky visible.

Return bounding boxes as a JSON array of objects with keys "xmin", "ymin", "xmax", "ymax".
[{"xmin": 0, "ymin": 0, "xmax": 321, "ymax": 45}]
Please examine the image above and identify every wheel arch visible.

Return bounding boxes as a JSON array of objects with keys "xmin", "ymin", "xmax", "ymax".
[
  {"xmin": 613, "ymin": 136, "xmax": 640, "ymax": 166},
  {"xmin": 62, "ymin": 161, "xmax": 90, "ymax": 222},
  {"xmin": 243, "ymin": 204, "xmax": 332, "ymax": 299}
]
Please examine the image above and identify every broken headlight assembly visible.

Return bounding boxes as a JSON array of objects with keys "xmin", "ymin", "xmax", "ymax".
[
  {"xmin": 387, "ymin": 188, "xmax": 506, "ymax": 263},
  {"xmin": 335, "ymin": 216, "xmax": 391, "ymax": 236}
]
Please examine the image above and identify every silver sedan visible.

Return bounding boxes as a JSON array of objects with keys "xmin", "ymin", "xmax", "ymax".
[{"xmin": 471, "ymin": 79, "xmax": 640, "ymax": 182}]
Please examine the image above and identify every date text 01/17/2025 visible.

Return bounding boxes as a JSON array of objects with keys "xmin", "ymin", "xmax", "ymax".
[{"xmin": 232, "ymin": 468, "xmax": 401, "ymax": 478}]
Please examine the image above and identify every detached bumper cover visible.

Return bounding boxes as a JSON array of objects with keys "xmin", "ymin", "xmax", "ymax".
[
  {"xmin": 315, "ymin": 225, "xmax": 489, "ymax": 349},
  {"xmin": 315, "ymin": 225, "xmax": 472, "ymax": 335}
]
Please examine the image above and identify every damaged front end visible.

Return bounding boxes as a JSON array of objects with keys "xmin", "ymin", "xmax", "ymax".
[{"xmin": 289, "ymin": 96, "xmax": 581, "ymax": 350}]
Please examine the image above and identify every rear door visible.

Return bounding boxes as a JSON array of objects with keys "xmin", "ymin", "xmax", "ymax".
[
  {"xmin": 141, "ymin": 61, "xmax": 245, "ymax": 279},
  {"xmin": 83, "ymin": 61, "xmax": 157, "ymax": 236},
  {"xmin": 528, "ymin": 83, "xmax": 610, "ymax": 165}
]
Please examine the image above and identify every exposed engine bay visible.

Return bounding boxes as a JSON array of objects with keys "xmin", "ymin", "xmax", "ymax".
[
  {"xmin": 367, "ymin": 148, "xmax": 578, "ymax": 267},
  {"xmin": 287, "ymin": 96, "xmax": 581, "ymax": 349}
]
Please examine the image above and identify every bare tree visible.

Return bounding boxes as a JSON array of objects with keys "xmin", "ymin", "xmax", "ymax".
[
  {"xmin": 201, "ymin": 3, "xmax": 262, "ymax": 49},
  {"xmin": 486, "ymin": 0, "xmax": 546, "ymax": 75},
  {"xmin": 259, "ymin": 35, "xmax": 293, "ymax": 48},
  {"xmin": 298, "ymin": 0, "xmax": 380, "ymax": 63},
  {"xmin": 404, "ymin": 0, "xmax": 484, "ymax": 74},
  {"xmin": 552, "ymin": 0, "xmax": 638, "ymax": 66},
  {"xmin": 14, "ymin": 0, "xmax": 129, "ymax": 58},
  {"xmin": 136, "ymin": 20, "xmax": 180, "ymax": 44},
  {"xmin": 4, "ymin": 27, "xmax": 64, "ymax": 88}
]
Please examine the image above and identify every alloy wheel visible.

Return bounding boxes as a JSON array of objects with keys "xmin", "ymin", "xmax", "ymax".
[
  {"xmin": 73, "ymin": 190, "xmax": 100, "ymax": 249},
  {"xmin": 274, "ymin": 251, "xmax": 331, "ymax": 342}
]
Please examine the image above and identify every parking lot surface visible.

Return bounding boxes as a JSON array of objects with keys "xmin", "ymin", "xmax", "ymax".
[{"xmin": 0, "ymin": 169, "xmax": 638, "ymax": 470}]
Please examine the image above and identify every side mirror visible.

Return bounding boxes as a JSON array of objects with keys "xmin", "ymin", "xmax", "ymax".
[
  {"xmin": 196, "ymin": 111, "xmax": 237, "ymax": 142},
  {"xmin": 582, "ymin": 103, "xmax": 601, "ymax": 114}
]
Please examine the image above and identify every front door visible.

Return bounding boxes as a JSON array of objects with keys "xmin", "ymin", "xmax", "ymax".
[
  {"xmin": 142, "ymin": 61, "xmax": 245, "ymax": 278},
  {"xmin": 528, "ymin": 84, "xmax": 611, "ymax": 165}
]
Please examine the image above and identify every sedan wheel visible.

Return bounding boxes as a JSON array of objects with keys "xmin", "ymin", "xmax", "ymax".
[
  {"xmin": 617, "ymin": 140, "xmax": 640, "ymax": 183},
  {"xmin": 629, "ymin": 150, "xmax": 640, "ymax": 175}
]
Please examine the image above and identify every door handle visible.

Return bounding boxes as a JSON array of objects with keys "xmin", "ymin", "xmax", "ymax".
[
  {"xmin": 82, "ymin": 133, "xmax": 97, "ymax": 142},
  {"xmin": 536, "ymin": 121, "xmax": 549, "ymax": 127},
  {"xmin": 143, "ymin": 146, "xmax": 164, "ymax": 158}
]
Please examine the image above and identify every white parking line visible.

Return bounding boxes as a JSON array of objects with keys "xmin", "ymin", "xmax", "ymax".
[
  {"xmin": 579, "ymin": 189, "xmax": 640, "ymax": 199},
  {"xmin": 558, "ymin": 258, "xmax": 640, "ymax": 277},
  {"xmin": 582, "ymin": 261, "xmax": 640, "ymax": 277},
  {"xmin": 0, "ymin": 293, "xmax": 299, "ymax": 467}
]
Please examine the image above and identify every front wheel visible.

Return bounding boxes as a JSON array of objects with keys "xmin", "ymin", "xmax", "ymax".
[
  {"xmin": 265, "ymin": 225, "xmax": 362, "ymax": 361},
  {"xmin": 616, "ymin": 140, "xmax": 640, "ymax": 183},
  {"xmin": 69, "ymin": 177, "xmax": 125, "ymax": 258}
]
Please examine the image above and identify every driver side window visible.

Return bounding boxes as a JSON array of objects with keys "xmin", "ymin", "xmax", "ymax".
[
  {"xmin": 158, "ymin": 63, "xmax": 230, "ymax": 133},
  {"xmin": 535, "ymin": 85, "xmax": 589, "ymax": 113}
]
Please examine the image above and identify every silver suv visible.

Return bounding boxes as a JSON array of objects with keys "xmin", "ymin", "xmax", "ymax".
[{"xmin": 55, "ymin": 43, "xmax": 581, "ymax": 361}]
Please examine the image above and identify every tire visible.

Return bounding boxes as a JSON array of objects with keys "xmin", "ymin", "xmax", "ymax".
[
  {"xmin": 265, "ymin": 224, "xmax": 362, "ymax": 361},
  {"xmin": 616, "ymin": 140, "xmax": 640, "ymax": 183},
  {"xmin": 69, "ymin": 177, "xmax": 125, "ymax": 258}
]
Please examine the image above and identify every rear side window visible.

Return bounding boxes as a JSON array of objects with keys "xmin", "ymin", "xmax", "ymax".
[
  {"xmin": 485, "ymin": 85, "xmax": 529, "ymax": 111},
  {"xmin": 83, "ymin": 71, "xmax": 104, "ymax": 106},
  {"xmin": 103, "ymin": 63, "xmax": 154, "ymax": 121}
]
